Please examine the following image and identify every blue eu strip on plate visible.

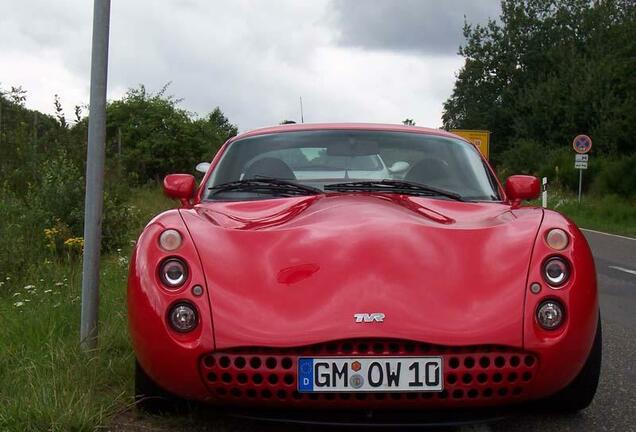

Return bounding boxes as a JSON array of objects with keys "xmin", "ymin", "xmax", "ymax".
[{"xmin": 297, "ymin": 358, "xmax": 314, "ymax": 392}]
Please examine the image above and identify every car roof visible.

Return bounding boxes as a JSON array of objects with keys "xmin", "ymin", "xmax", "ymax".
[{"xmin": 227, "ymin": 123, "xmax": 466, "ymax": 144}]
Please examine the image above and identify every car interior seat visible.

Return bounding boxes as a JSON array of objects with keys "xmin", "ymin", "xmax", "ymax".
[
  {"xmin": 404, "ymin": 157, "xmax": 451, "ymax": 186},
  {"xmin": 243, "ymin": 157, "xmax": 296, "ymax": 180}
]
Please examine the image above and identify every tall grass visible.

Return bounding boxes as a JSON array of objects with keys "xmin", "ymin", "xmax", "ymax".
[
  {"xmin": 0, "ymin": 186, "xmax": 173, "ymax": 432},
  {"xmin": 546, "ymin": 188, "xmax": 636, "ymax": 237}
]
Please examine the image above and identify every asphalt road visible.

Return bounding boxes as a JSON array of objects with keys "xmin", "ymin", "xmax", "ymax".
[{"xmin": 110, "ymin": 228, "xmax": 636, "ymax": 432}]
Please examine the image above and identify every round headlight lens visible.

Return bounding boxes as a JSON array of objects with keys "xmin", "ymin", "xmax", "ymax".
[
  {"xmin": 536, "ymin": 300, "xmax": 564, "ymax": 330},
  {"xmin": 169, "ymin": 303, "xmax": 198, "ymax": 332},
  {"xmin": 543, "ymin": 257, "xmax": 570, "ymax": 287},
  {"xmin": 160, "ymin": 258, "xmax": 188, "ymax": 288},
  {"xmin": 159, "ymin": 229, "xmax": 182, "ymax": 251},
  {"xmin": 545, "ymin": 229, "xmax": 569, "ymax": 250}
]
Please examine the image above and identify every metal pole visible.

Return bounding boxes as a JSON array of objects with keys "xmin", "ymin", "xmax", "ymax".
[
  {"xmin": 578, "ymin": 169, "xmax": 583, "ymax": 204},
  {"xmin": 81, "ymin": 0, "xmax": 111, "ymax": 350},
  {"xmin": 299, "ymin": 96, "xmax": 304, "ymax": 123}
]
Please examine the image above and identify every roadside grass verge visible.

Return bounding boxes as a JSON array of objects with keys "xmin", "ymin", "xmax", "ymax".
[
  {"xmin": 545, "ymin": 189, "xmax": 636, "ymax": 237},
  {"xmin": 0, "ymin": 186, "xmax": 173, "ymax": 432}
]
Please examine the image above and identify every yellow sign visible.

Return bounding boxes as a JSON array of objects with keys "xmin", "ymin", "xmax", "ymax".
[{"xmin": 450, "ymin": 129, "xmax": 490, "ymax": 159}]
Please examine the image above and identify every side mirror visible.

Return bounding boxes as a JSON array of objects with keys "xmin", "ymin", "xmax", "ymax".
[
  {"xmin": 505, "ymin": 175, "xmax": 540, "ymax": 204},
  {"xmin": 195, "ymin": 162, "xmax": 211, "ymax": 174},
  {"xmin": 163, "ymin": 174, "xmax": 196, "ymax": 207},
  {"xmin": 388, "ymin": 161, "xmax": 410, "ymax": 173}
]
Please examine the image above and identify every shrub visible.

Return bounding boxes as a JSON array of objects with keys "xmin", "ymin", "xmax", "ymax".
[
  {"xmin": 31, "ymin": 150, "xmax": 85, "ymax": 235},
  {"xmin": 497, "ymin": 139, "xmax": 548, "ymax": 179},
  {"xmin": 0, "ymin": 188, "xmax": 45, "ymax": 281},
  {"xmin": 107, "ymin": 85, "xmax": 237, "ymax": 184},
  {"xmin": 0, "ymin": 149, "xmax": 140, "ymax": 284},
  {"xmin": 537, "ymin": 148, "xmax": 582, "ymax": 192},
  {"xmin": 591, "ymin": 154, "xmax": 636, "ymax": 198},
  {"xmin": 101, "ymin": 190, "xmax": 140, "ymax": 251},
  {"xmin": 497, "ymin": 145, "xmax": 621, "ymax": 197}
]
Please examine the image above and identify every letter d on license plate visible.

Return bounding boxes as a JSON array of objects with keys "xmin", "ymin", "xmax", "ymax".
[{"xmin": 297, "ymin": 357, "xmax": 443, "ymax": 392}]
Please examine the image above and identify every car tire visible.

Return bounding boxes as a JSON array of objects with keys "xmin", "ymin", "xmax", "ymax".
[
  {"xmin": 543, "ymin": 315, "xmax": 602, "ymax": 412},
  {"xmin": 135, "ymin": 359, "xmax": 190, "ymax": 414}
]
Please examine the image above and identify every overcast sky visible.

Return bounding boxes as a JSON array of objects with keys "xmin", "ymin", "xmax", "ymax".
[{"xmin": 0, "ymin": 0, "xmax": 500, "ymax": 132}]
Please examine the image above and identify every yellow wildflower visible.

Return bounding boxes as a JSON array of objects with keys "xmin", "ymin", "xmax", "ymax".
[{"xmin": 64, "ymin": 237, "xmax": 84, "ymax": 250}]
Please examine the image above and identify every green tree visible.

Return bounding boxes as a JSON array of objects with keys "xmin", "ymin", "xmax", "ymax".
[
  {"xmin": 106, "ymin": 84, "xmax": 237, "ymax": 183},
  {"xmin": 443, "ymin": 0, "xmax": 636, "ymax": 168}
]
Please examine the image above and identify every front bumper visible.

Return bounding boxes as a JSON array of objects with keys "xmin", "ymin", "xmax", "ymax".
[{"xmin": 197, "ymin": 338, "xmax": 539, "ymax": 409}]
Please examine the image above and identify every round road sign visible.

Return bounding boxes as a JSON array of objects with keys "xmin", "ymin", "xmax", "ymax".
[{"xmin": 573, "ymin": 135, "xmax": 592, "ymax": 154}]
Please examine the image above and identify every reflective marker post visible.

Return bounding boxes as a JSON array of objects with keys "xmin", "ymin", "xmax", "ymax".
[
  {"xmin": 542, "ymin": 177, "xmax": 548, "ymax": 208},
  {"xmin": 81, "ymin": 0, "xmax": 111, "ymax": 350}
]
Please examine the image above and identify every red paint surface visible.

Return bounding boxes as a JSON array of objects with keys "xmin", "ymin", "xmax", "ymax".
[
  {"xmin": 505, "ymin": 175, "xmax": 541, "ymax": 202},
  {"xmin": 163, "ymin": 174, "xmax": 196, "ymax": 207},
  {"xmin": 182, "ymin": 195, "xmax": 541, "ymax": 349}
]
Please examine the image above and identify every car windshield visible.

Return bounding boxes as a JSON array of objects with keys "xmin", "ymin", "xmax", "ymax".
[{"xmin": 204, "ymin": 130, "xmax": 501, "ymax": 201}]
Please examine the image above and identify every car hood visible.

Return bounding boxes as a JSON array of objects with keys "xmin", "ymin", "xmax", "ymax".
[{"xmin": 180, "ymin": 194, "xmax": 543, "ymax": 349}]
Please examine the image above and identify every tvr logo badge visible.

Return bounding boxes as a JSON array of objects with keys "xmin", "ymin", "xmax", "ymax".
[{"xmin": 354, "ymin": 312, "xmax": 385, "ymax": 323}]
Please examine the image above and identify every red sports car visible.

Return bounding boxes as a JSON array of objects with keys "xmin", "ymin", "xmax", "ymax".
[{"xmin": 128, "ymin": 123, "xmax": 601, "ymax": 422}]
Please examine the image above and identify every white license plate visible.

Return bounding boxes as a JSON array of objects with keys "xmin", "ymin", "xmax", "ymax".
[{"xmin": 297, "ymin": 357, "xmax": 443, "ymax": 392}]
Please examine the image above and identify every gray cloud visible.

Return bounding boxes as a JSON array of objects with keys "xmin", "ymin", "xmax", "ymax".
[
  {"xmin": 0, "ymin": 0, "xmax": 489, "ymax": 133},
  {"xmin": 331, "ymin": 0, "xmax": 500, "ymax": 54}
]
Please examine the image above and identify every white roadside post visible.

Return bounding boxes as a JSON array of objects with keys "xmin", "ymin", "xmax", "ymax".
[
  {"xmin": 542, "ymin": 177, "xmax": 548, "ymax": 208},
  {"xmin": 81, "ymin": 0, "xmax": 111, "ymax": 350}
]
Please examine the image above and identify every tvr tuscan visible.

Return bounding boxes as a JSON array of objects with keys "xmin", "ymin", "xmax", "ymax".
[{"xmin": 128, "ymin": 123, "xmax": 600, "ymax": 423}]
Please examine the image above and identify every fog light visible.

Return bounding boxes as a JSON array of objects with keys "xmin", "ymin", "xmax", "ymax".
[
  {"xmin": 169, "ymin": 303, "xmax": 198, "ymax": 332},
  {"xmin": 543, "ymin": 257, "xmax": 570, "ymax": 287},
  {"xmin": 160, "ymin": 258, "xmax": 188, "ymax": 288},
  {"xmin": 536, "ymin": 300, "xmax": 564, "ymax": 330}
]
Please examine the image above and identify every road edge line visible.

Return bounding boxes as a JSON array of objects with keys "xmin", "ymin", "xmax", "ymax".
[
  {"xmin": 581, "ymin": 228, "xmax": 636, "ymax": 241},
  {"xmin": 608, "ymin": 265, "xmax": 636, "ymax": 276}
]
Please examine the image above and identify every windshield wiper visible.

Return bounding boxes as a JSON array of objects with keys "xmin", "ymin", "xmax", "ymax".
[
  {"xmin": 324, "ymin": 179, "xmax": 464, "ymax": 201},
  {"xmin": 208, "ymin": 178, "xmax": 322, "ymax": 197}
]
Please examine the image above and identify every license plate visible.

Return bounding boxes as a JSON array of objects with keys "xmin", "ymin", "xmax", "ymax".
[{"xmin": 297, "ymin": 357, "xmax": 443, "ymax": 392}]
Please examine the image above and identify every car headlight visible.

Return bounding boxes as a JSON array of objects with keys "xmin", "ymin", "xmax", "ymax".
[
  {"xmin": 543, "ymin": 257, "xmax": 570, "ymax": 287},
  {"xmin": 159, "ymin": 229, "xmax": 182, "ymax": 251},
  {"xmin": 545, "ymin": 228, "xmax": 569, "ymax": 250},
  {"xmin": 536, "ymin": 300, "xmax": 564, "ymax": 330},
  {"xmin": 160, "ymin": 258, "xmax": 188, "ymax": 288},
  {"xmin": 169, "ymin": 302, "xmax": 198, "ymax": 332}
]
